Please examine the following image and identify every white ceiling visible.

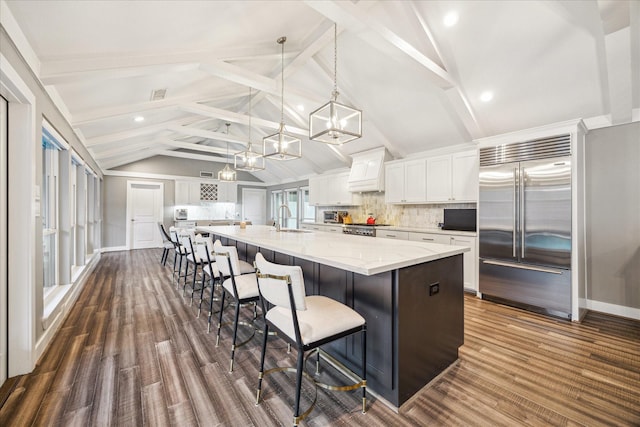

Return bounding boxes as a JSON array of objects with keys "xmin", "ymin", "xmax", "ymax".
[{"xmin": 3, "ymin": 0, "xmax": 639, "ymax": 183}]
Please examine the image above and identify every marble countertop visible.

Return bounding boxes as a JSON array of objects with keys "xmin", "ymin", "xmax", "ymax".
[
  {"xmin": 301, "ymin": 222, "xmax": 476, "ymax": 237},
  {"xmin": 197, "ymin": 225, "xmax": 468, "ymax": 276}
]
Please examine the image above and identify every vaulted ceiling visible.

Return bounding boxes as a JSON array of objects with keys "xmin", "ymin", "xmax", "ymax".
[{"xmin": 3, "ymin": 0, "xmax": 638, "ymax": 184}]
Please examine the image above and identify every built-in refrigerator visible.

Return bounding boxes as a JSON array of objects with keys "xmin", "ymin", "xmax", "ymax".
[{"xmin": 479, "ymin": 135, "xmax": 573, "ymax": 319}]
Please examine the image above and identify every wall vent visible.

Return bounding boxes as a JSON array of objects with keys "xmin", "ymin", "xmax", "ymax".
[
  {"xmin": 200, "ymin": 171, "xmax": 214, "ymax": 178},
  {"xmin": 150, "ymin": 88, "xmax": 167, "ymax": 101}
]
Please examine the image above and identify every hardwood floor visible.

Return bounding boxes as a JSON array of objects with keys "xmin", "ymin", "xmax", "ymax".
[{"xmin": 1, "ymin": 249, "xmax": 639, "ymax": 426}]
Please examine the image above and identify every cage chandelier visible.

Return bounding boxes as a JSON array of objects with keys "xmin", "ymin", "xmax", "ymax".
[
  {"xmin": 262, "ymin": 36, "xmax": 302, "ymax": 160},
  {"xmin": 309, "ymin": 23, "xmax": 362, "ymax": 145},
  {"xmin": 217, "ymin": 123, "xmax": 237, "ymax": 182}
]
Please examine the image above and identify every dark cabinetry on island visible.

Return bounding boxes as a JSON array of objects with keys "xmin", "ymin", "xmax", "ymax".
[{"xmin": 214, "ymin": 233, "xmax": 464, "ymax": 407}]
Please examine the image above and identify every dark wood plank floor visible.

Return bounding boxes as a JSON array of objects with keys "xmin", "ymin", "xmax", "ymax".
[{"xmin": 1, "ymin": 249, "xmax": 639, "ymax": 426}]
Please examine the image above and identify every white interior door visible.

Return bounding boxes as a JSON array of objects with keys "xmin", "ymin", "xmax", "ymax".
[
  {"xmin": 242, "ymin": 188, "xmax": 266, "ymax": 225},
  {"xmin": 127, "ymin": 182, "xmax": 163, "ymax": 249},
  {"xmin": 1, "ymin": 95, "xmax": 8, "ymax": 385}
]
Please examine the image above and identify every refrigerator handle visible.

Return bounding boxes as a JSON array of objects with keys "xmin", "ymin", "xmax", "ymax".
[
  {"xmin": 520, "ymin": 167, "xmax": 525, "ymax": 259},
  {"xmin": 513, "ymin": 167, "xmax": 517, "ymax": 258}
]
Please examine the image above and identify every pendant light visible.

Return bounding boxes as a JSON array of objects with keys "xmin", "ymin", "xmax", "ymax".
[
  {"xmin": 218, "ymin": 123, "xmax": 237, "ymax": 182},
  {"xmin": 309, "ymin": 23, "xmax": 362, "ymax": 145},
  {"xmin": 234, "ymin": 87, "xmax": 265, "ymax": 171},
  {"xmin": 263, "ymin": 36, "xmax": 302, "ymax": 160}
]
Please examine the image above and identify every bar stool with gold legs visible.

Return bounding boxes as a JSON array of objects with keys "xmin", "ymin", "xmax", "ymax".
[
  {"xmin": 254, "ymin": 253, "xmax": 367, "ymax": 426},
  {"xmin": 213, "ymin": 241, "xmax": 260, "ymax": 372},
  {"xmin": 193, "ymin": 237, "xmax": 221, "ymax": 331}
]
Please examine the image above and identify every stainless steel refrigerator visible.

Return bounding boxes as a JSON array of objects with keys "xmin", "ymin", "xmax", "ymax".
[{"xmin": 479, "ymin": 135, "xmax": 572, "ymax": 319}]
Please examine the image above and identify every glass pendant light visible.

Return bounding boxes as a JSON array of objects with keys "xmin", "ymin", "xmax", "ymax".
[
  {"xmin": 309, "ymin": 23, "xmax": 362, "ymax": 145},
  {"xmin": 234, "ymin": 87, "xmax": 265, "ymax": 171},
  {"xmin": 263, "ymin": 36, "xmax": 302, "ymax": 160},
  {"xmin": 218, "ymin": 123, "xmax": 237, "ymax": 182}
]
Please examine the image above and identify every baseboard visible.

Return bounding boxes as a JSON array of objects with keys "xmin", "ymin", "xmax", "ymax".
[
  {"xmin": 101, "ymin": 245, "xmax": 128, "ymax": 253},
  {"xmin": 35, "ymin": 253, "xmax": 101, "ymax": 362},
  {"xmin": 586, "ymin": 299, "xmax": 640, "ymax": 320}
]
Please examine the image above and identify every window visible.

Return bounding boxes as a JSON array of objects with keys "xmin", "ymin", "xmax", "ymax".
[
  {"xmin": 42, "ymin": 128, "xmax": 61, "ymax": 288},
  {"xmin": 284, "ymin": 188, "xmax": 298, "ymax": 229},
  {"xmin": 300, "ymin": 187, "xmax": 315, "ymax": 223}
]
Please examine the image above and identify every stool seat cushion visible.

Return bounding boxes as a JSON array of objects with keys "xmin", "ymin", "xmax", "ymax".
[
  {"xmin": 238, "ymin": 260, "xmax": 255, "ymax": 275},
  {"xmin": 266, "ymin": 295, "xmax": 365, "ymax": 346},
  {"xmin": 223, "ymin": 273, "xmax": 259, "ymax": 299}
]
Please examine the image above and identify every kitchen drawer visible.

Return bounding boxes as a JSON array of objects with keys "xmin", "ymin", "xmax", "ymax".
[
  {"xmin": 408, "ymin": 232, "xmax": 449, "ymax": 244},
  {"xmin": 175, "ymin": 220, "xmax": 196, "ymax": 228},
  {"xmin": 377, "ymin": 230, "xmax": 409, "ymax": 240}
]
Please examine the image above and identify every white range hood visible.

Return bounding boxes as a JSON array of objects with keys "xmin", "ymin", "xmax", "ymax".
[{"xmin": 348, "ymin": 147, "xmax": 389, "ymax": 192}]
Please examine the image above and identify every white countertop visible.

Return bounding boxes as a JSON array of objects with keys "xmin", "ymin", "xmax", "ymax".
[
  {"xmin": 197, "ymin": 225, "xmax": 468, "ymax": 276},
  {"xmin": 302, "ymin": 222, "xmax": 476, "ymax": 237}
]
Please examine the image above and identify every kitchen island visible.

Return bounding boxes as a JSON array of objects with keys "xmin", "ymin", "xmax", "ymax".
[{"xmin": 197, "ymin": 225, "xmax": 468, "ymax": 408}]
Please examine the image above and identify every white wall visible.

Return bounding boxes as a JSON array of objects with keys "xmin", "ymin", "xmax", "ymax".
[{"xmin": 585, "ymin": 121, "xmax": 640, "ymax": 314}]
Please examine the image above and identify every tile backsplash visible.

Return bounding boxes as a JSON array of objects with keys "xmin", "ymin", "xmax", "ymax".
[{"xmin": 318, "ymin": 193, "xmax": 475, "ymax": 228}]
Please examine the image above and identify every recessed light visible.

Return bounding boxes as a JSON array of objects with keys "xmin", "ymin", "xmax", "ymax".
[
  {"xmin": 480, "ymin": 91, "xmax": 494, "ymax": 102},
  {"xmin": 443, "ymin": 11, "xmax": 459, "ymax": 28},
  {"xmin": 134, "ymin": 116, "xmax": 145, "ymax": 122},
  {"xmin": 297, "ymin": 104, "xmax": 305, "ymax": 112}
]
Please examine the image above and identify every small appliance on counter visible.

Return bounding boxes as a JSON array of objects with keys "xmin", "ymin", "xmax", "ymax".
[
  {"xmin": 175, "ymin": 208, "xmax": 188, "ymax": 220},
  {"xmin": 324, "ymin": 210, "xmax": 349, "ymax": 223},
  {"xmin": 442, "ymin": 208, "xmax": 476, "ymax": 231}
]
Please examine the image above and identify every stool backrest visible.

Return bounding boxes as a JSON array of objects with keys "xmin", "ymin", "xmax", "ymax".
[
  {"xmin": 179, "ymin": 230, "xmax": 196, "ymax": 254},
  {"xmin": 255, "ymin": 253, "xmax": 307, "ymax": 311},
  {"xmin": 213, "ymin": 240, "xmax": 240, "ymax": 277},
  {"xmin": 193, "ymin": 235, "xmax": 213, "ymax": 264}
]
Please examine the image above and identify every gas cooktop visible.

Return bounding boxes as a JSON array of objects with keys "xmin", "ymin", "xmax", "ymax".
[{"xmin": 347, "ymin": 223, "xmax": 390, "ymax": 227}]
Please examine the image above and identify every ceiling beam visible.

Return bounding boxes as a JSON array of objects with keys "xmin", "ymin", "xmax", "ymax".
[
  {"xmin": 304, "ymin": 0, "xmax": 455, "ymax": 89},
  {"xmin": 84, "ymin": 117, "xmax": 196, "ymax": 147},
  {"xmin": 406, "ymin": 1, "xmax": 481, "ymax": 139},
  {"xmin": 166, "ymin": 125, "xmax": 249, "ymax": 146},
  {"xmin": 198, "ymin": 59, "xmax": 277, "ymax": 95},
  {"xmin": 180, "ymin": 102, "xmax": 308, "ymax": 136}
]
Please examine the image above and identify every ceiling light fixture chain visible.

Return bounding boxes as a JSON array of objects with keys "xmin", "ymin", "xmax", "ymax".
[
  {"xmin": 309, "ymin": 23, "xmax": 362, "ymax": 145},
  {"xmin": 332, "ymin": 22, "xmax": 338, "ymax": 102},
  {"xmin": 262, "ymin": 36, "xmax": 302, "ymax": 160},
  {"xmin": 234, "ymin": 87, "xmax": 265, "ymax": 171}
]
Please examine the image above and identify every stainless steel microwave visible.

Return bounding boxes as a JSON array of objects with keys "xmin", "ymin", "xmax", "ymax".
[{"xmin": 324, "ymin": 210, "xmax": 348, "ymax": 223}]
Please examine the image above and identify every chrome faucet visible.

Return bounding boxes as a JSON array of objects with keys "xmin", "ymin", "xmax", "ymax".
[{"xmin": 276, "ymin": 204, "xmax": 292, "ymax": 231}]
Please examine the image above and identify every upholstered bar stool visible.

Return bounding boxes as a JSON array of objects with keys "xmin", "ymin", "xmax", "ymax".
[
  {"xmin": 254, "ymin": 253, "xmax": 367, "ymax": 426},
  {"xmin": 157, "ymin": 222, "xmax": 174, "ymax": 266},
  {"xmin": 181, "ymin": 232, "xmax": 213, "ymax": 305},
  {"xmin": 178, "ymin": 229, "xmax": 199, "ymax": 296},
  {"xmin": 213, "ymin": 240, "xmax": 259, "ymax": 372},
  {"xmin": 193, "ymin": 236, "xmax": 221, "ymax": 331},
  {"xmin": 169, "ymin": 227, "xmax": 187, "ymax": 287}
]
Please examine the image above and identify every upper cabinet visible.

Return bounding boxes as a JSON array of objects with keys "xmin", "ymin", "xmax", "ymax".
[
  {"xmin": 385, "ymin": 159, "xmax": 427, "ymax": 204},
  {"xmin": 174, "ymin": 180, "xmax": 237, "ymax": 205},
  {"xmin": 309, "ymin": 172, "xmax": 362, "ymax": 206},
  {"xmin": 385, "ymin": 149, "xmax": 478, "ymax": 204},
  {"xmin": 426, "ymin": 150, "xmax": 478, "ymax": 203}
]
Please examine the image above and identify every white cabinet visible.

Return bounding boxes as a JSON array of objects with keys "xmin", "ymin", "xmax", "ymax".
[
  {"xmin": 374, "ymin": 228, "xmax": 478, "ymax": 292},
  {"xmin": 408, "ymin": 232, "xmax": 449, "ymax": 244},
  {"xmin": 451, "ymin": 151, "xmax": 479, "ymax": 202},
  {"xmin": 426, "ymin": 155, "xmax": 452, "ymax": 202},
  {"xmin": 376, "ymin": 230, "xmax": 409, "ymax": 240},
  {"xmin": 384, "ymin": 159, "xmax": 427, "ymax": 204},
  {"xmin": 217, "ymin": 182, "xmax": 238, "ymax": 203},
  {"xmin": 426, "ymin": 150, "xmax": 478, "ymax": 203},
  {"xmin": 175, "ymin": 181, "xmax": 191, "ymax": 205},
  {"xmin": 175, "ymin": 180, "xmax": 237, "ymax": 204},
  {"xmin": 450, "ymin": 235, "xmax": 477, "ymax": 292},
  {"xmin": 309, "ymin": 172, "xmax": 361, "ymax": 206}
]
